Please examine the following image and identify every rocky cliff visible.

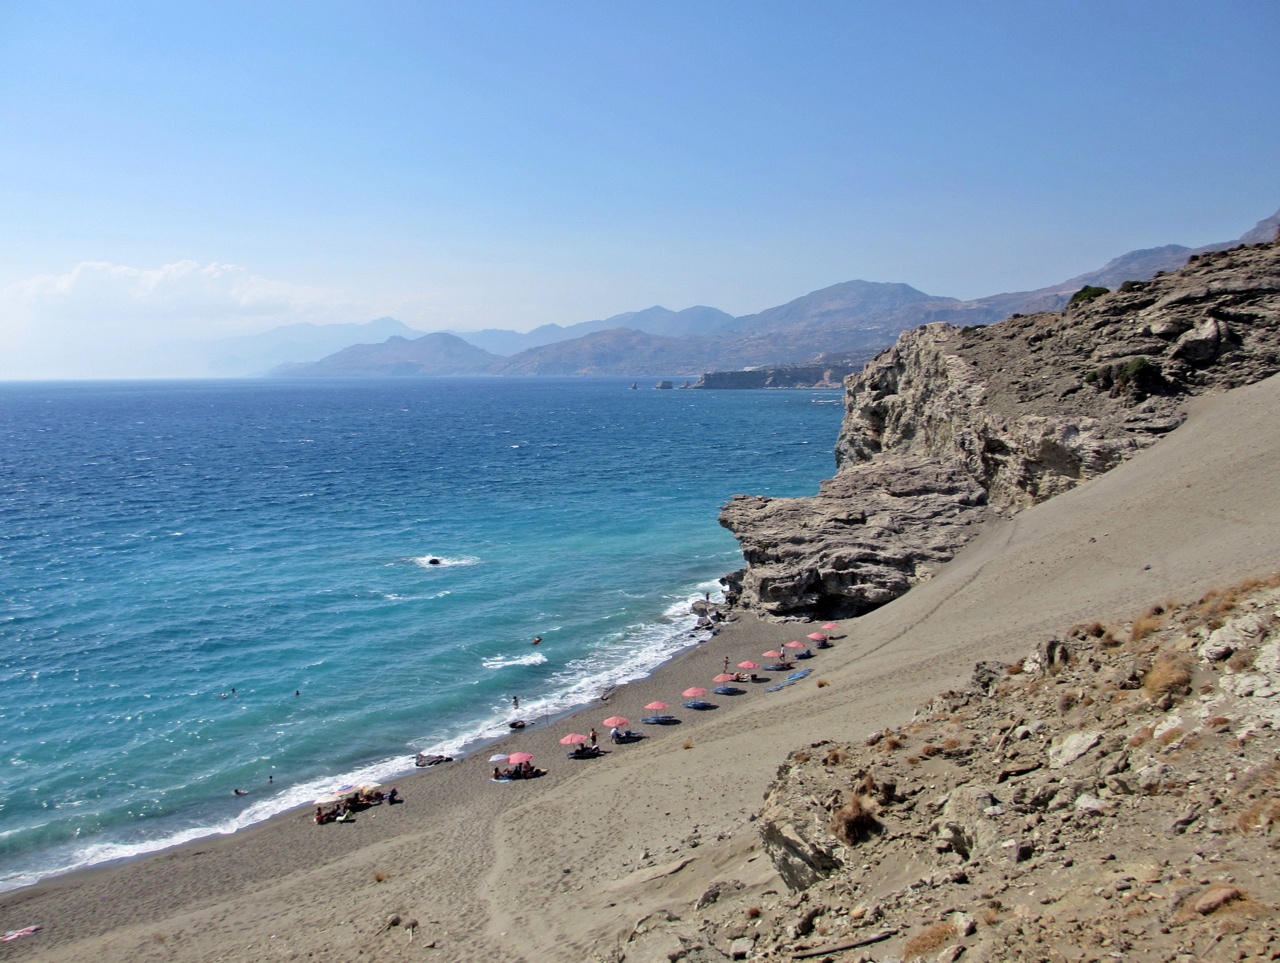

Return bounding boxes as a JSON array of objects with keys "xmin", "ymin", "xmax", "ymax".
[{"xmin": 720, "ymin": 240, "xmax": 1280, "ymax": 619}]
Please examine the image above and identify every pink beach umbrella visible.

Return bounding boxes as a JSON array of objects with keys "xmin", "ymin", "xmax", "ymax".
[
  {"xmin": 807, "ymin": 632, "xmax": 827, "ymax": 642},
  {"xmin": 762, "ymin": 650, "xmax": 783, "ymax": 659},
  {"xmin": 644, "ymin": 701, "xmax": 669, "ymax": 711},
  {"xmin": 507, "ymin": 751, "xmax": 534, "ymax": 764},
  {"xmin": 713, "ymin": 673, "xmax": 737, "ymax": 683},
  {"xmin": 682, "ymin": 686, "xmax": 708, "ymax": 698},
  {"xmin": 602, "ymin": 716, "xmax": 630, "ymax": 728},
  {"xmin": 559, "ymin": 733, "xmax": 588, "ymax": 745},
  {"xmin": 738, "ymin": 661, "xmax": 761, "ymax": 670},
  {"xmin": 822, "ymin": 622, "xmax": 840, "ymax": 630},
  {"xmin": 784, "ymin": 640, "xmax": 806, "ymax": 650}
]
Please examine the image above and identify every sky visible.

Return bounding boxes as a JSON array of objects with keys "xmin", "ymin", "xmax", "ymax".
[{"xmin": 0, "ymin": 1, "xmax": 1277, "ymax": 378}]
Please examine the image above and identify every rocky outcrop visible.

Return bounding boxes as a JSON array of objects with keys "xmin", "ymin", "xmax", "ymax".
[
  {"xmin": 720, "ymin": 240, "xmax": 1280, "ymax": 618},
  {"xmin": 685, "ymin": 578, "xmax": 1280, "ymax": 962}
]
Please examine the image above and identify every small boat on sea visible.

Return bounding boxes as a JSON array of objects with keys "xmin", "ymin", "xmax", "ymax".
[{"xmin": 630, "ymin": 382, "xmax": 637, "ymax": 389}]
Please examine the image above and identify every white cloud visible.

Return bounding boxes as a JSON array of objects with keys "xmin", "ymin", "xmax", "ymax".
[{"xmin": 0, "ymin": 260, "xmax": 376, "ymax": 379}]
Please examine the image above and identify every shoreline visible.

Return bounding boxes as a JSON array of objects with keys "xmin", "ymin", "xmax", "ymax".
[{"xmin": 0, "ymin": 593, "xmax": 729, "ymax": 897}]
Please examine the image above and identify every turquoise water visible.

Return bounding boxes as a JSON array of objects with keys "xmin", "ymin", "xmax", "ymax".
[{"xmin": 0, "ymin": 377, "xmax": 845, "ymax": 891}]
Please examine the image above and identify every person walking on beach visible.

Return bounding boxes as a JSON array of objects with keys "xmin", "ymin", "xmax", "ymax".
[{"xmin": 589, "ymin": 728, "xmax": 598, "ymax": 748}]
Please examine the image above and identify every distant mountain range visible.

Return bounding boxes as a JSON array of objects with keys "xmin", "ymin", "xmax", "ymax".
[{"xmin": 221, "ymin": 208, "xmax": 1279, "ymax": 379}]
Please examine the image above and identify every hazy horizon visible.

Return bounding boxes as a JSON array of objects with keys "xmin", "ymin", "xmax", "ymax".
[{"xmin": 1, "ymin": 2, "xmax": 1277, "ymax": 379}]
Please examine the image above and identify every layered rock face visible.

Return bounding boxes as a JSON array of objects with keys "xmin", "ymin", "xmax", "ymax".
[{"xmin": 720, "ymin": 240, "xmax": 1280, "ymax": 619}]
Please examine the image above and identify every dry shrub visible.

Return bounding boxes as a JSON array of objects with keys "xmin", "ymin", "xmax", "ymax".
[
  {"xmin": 745, "ymin": 906, "xmax": 761, "ymax": 919},
  {"xmin": 919, "ymin": 743, "xmax": 940, "ymax": 758},
  {"xmin": 1071, "ymin": 620, "xmax": 1107, "ymax": 639},
  {"xmin": 1143, "ymin": 652, "xmax": 1192, "ymax": 700},
  {"xmin": 829, "ymin": 793, "xmax": 880, "ymax": 845},
  {"xmin": 1156, "ymin": 726, "xmax": 1186, "ymax": 746},
  {"xmin": 823, "ymin": 747, "xmax": 845, "ymax": 766},
  {"xmin": 1057, "ymin": 690, "xmax": 1079, "ymax": 714},
  {"xmin": 1206, "ymin": 715, "xmax": 1231, "ymax": 728},
  {"xmin": 980, "ymin": 906, "xmax": 1000, "ymax": 925},
  {"xmin": 1098, "ymin": 628, "xmax": 1122, "ymax": 649},
  {"xmin": 1128, "ymin": 725, "xmax": 1154, "ymax": 747},
  {"xmin": 881, "ymin": 735, "xmax": 903, "ymax": 752},
  {"xmin": 1227, "ymin": 648, "xmax": 1257, "ymax": 672},
  {"xmin": 1005, "ymin": 660, "xmax": 1025, "ymax": 675},
  {"xmin": 1237, "ymin": 799, "xmax": 1280, "ymax": 834},
  {"xmin": 816, "ymin": 678, "xmax": 830, "ymax": 688},
  {"xmin": 1131, "ymin": 610, "xmax": 1165, "ymax": 642},
  {"xmin": 906, "ymin": 755, "xmax": 920, "ymax": 765},
  {"xmin": 682, "ymin": 738, "xmax": 694, "ymax": 750},
  {"xmin": 942, "ymin": 736, "xmax": 962, "ymax": 751},
  {"xmin": 903, "ymin": 921, "xmax": 958, "ymax": 959},
  {"xmin": 794, "ymin": 751, "xmax": 811, "ymax": 764},
  {"xmin": 152, "ymin": 934, "xmax": 167, "ymax": 944},
  {"xmin": 373, "ymin": 871, "xmax": 390, "ymax": 883}
]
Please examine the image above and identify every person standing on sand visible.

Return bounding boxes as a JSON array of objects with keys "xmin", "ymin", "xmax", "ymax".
[{"xmin": 589, "ymin": 728, "xmax": 598, "ymax": 747}]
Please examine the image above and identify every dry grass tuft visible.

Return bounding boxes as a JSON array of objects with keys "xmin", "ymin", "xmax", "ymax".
[
  {"xmin": 682, "ymin": 738, "xmax": 694, "ymax": 750},
  {"xmin": 823, "ymin": 747, "xmax": 845, "ymax": 766},
  {"xmin": 1131, "ymin": 606, "xmax": 1166, "ymax": 642},
  {"xmin": 829, "ymin": 793, "xmax": 880, "ymax": 845},
  {"xmin": 1071, "ymin": 620, "xmax": 1107, "ymax": 639},
  {"xmin": 745, "ymin": 906, "xmax": 761, "ymax": 919},
  {"xmin": 1227, "ymin": 648, "xmax": 1258, "ymax": 672},
  {"xmin": 1128, "ymin": 725, "xmax": 1154, "ymax": 747},
  {"xmin": 1156, "ymin": 726, "xmax": 1186, "ymax": 747},
  {"xmin": 152, "ymin": 934, "xmax": 167, "ymax": 944},
  {"xmin": 880, "ymin": 734, "xmax": 903, "ymax": 752},
  {"xmin": 903, "ymin": 921, "xmax": 959, "ymax": 959},
  {"xmin": 1237, "ymin": 799, "xmax": 1280, "ymax": 834},
  {"xmin": 373, "ymin": 870, "xmax": 390, "ymax": 883},
  {"xmin": 1057, "ymin": 690, "xmax": 1079, "ymax": 714},
  {"xmin": 942, "ymin": 736, "xmax": 962, "ymax": 751},
  {"xmin": 793, "ymin": 751, "xmax": 811, "ymax": 764},
  {"xmin": 815, "ymin": 678, "xmax": 830, "ymax": 688},
  {"xmin": 919, "ymin": 743, "xmax": 940, "ymax": 758},
  {"xmin": 1005, "ymin": 660, "xmax": 1025, "ymax": 675},
  {"xmin": 905, "ymin": 755, "xmax": 920, "ymax": 765},
  {"xmin": 1143, "ymin": 652, "xmax": 1192, "ymax": 700}
]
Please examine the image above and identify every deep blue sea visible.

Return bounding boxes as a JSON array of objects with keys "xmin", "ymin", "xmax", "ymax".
[{"xmin": 0, "ymin": 377, "xmax": 844, "ymax": 892}]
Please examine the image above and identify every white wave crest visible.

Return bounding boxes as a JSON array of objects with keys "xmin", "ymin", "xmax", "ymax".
[{"xmin": 480, "ymin": 652, "xmax": 548, "ymax": 670}]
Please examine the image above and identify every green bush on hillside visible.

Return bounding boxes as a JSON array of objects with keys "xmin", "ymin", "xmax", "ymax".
[{"xmin": 1068, "ymin": 285, "xmax": 1110, "ymax": 307}]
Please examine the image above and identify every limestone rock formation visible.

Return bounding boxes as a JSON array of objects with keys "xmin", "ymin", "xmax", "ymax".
[{"xmin": 720, "ymin": 240, "xmax": 1280, "ymax": 618}]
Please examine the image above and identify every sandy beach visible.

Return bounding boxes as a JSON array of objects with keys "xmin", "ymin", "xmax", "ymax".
[{"xmin": 5, "ymin": 373, "xmax": 1280, "ymax": 963}]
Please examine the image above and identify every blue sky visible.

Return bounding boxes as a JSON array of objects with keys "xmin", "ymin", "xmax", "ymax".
[{"xmin": 1, "ymin": 1, "xmax": 1277, "ymax": 377}]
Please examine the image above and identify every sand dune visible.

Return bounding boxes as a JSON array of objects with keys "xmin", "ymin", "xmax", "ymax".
[{"xmin": 6, "ymin": 374, "xmax": 1280, "ymax": 962}]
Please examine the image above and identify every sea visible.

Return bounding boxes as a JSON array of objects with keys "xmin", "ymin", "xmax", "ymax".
[{"xmin": 0, "ymin": 377, "xmax": 845, "ymax": 893}]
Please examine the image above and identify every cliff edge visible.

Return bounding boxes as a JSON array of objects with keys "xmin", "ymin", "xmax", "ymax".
[{"xmin": 720, "ymin": 240, "xmax": 1280, "ymax": 619}]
